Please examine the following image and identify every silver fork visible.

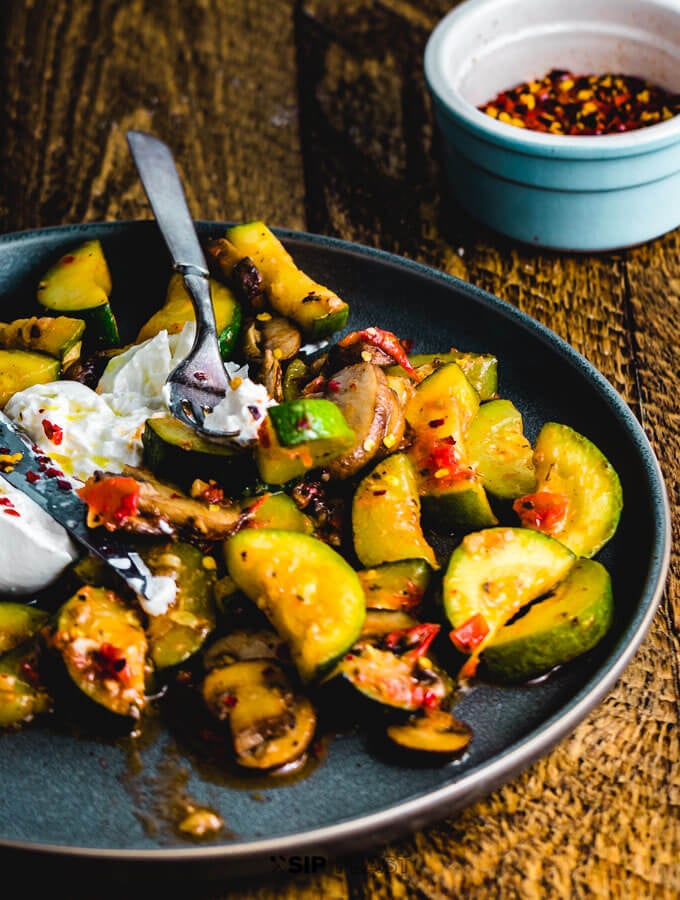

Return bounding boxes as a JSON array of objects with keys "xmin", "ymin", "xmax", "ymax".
[{"xmin": 126, "ymin": 130, "xmax": 239, "ymax": 441}]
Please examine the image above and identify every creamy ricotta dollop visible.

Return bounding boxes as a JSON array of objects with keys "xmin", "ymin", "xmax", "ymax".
[
  {"xmin": 0, "ymin": 480, "xmax": 79, "ymax": 594},
  {"xmin": 5, "ymin": 322, "xmax": 275, "ymax": 484},
  {"xmin": 2, "ymin": 322, "xmax": 276, "ymax": 597}
]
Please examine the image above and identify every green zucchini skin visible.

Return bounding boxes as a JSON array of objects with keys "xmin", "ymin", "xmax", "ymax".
[
  {"xmin": 142, "ymin": 414, "xmax": 257, "ymax": 490},
  {"xmin": 481, "ymin": 559, "xmax": 614, "ymax": 682},
  {"xmin": 466, "ymin": 399, "xmax": 537, "ymax": 500},
  {"xmin": 0, "ymin": 603, "xmax": 49, "ymax": 654},
  {"xmin": 142, "ymin": 542, "xmax": 218, "ymax": 671},
  {"xmin": 443, "ymin": 526, "xmax": 576, "ymax": 667},
  {"xmin": 357, "ymin": 559, "xmax": 433, "ymax": 613},
  {"xmin": 37, "ymin": 240, "xmax": 120, "ymax": 349},
  {"xmin": 515, "ymin": 422, "xmax": 623, "ymax": 558},
  {"xmin": 224, "ymin": 529, "xmax": 366, "ymax": 683},
  {"xmin": 0, "ymin": 641, "xmax": 52, "ymax": 728}
]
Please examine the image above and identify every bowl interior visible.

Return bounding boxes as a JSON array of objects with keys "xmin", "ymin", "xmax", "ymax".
[{"xmin": 433, "ymin": 0, "xmax": 680, "ymax": 108}]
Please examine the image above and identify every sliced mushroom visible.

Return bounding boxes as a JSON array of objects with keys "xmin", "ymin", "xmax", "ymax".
[
  {"xmin": 202, "ymin": 658, "xmax": 316, "ymax": 770},
  {"xmin": 259, "ymin": 315, "xmax": 302, "ymax": 361},
  {"xmin": 323, "ymin": 363, "xmax": 406, "ymax": 479},
  {"xmin": 78, "ymin": 466, "xmax": 244, "ymax": 540}
]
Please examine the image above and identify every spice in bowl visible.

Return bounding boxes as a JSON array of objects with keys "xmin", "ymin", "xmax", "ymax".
[{"xmin": 478, "ymin": 69, "xmax": 680, "ymax": 136}]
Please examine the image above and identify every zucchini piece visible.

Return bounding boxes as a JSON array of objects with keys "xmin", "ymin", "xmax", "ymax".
[
  {"xmin": 388, "ymin": 351, "xmax": 498, "ymax": 401},
  {"xmin": 360, "ymin": 609, "xmax": 420, "ymax": 638},
  {"xmin": 357, "ymin": 559, "xmax": 433, "ymax": 612},
  {"xmin": 224, "ymin": 529, "xmax": 366, "ymax": 682},
  {"xmin": 0, "ymin": 316, "xmax": 85, "ymax": 369},
  {"xmin": 327, "ymin": 621, "xmax": 453, "ymax": 712},
  {"xmin": 202, "ymin": 658, "xmax": 316, "ymax": 770},
  {"xmin": 406, "ymin": 362, "xmax": 497, "ymax": 530},
  {"xmin": 36, "ymin": 240, "xmax": 119, "ymax": 348},
  {"xmin": 513, "ymin": 422, "xmax": 623, "ymax": 558},
  {"xmin": 442, "ymin": 527, "xmax": 576, "ymax": 670},
  {"xmin": 481, "ymin": 558, "xmax": 614, "ymax": 682},
  {"xmin": 50, "ymin": 585, "xmax": 149, "ymax": 719},
  {"xmin": 0, "ymin": 603, "xmax": 49, "ymax": 654},
  {"xmin": 136, "ymin": 272, "xmax": 242, "ymax": 359},
  {"xmin": 466, "ymin": 399, "xmax": 537, "ymax": 500},
  {"xmin": 243, "ymin": 492, "xmax": 313, "ymax": 533},
  {"xmin": 142, "ymin": 542, "xmax": 217, "ymax": 670},
  {"xmin": 352, "ymin": 452, "xmax": 438, "ymax": 569},
  {"xmin": 255, "ymin": 398, "xmax": 355, "ymax": 485},
  {"xmin": 0, "ymin": 350, "xmax": 60, "ymax": 407},
  {"xmin": 0, "ymin": 642, "xmax": 51, "ymax": 728},
  {"xmin": 386, "ymin": 708, "xmax": 472, "ymax": 757},
  {"xmin": 203, "ymin": 628, "xmax": 289, "ymax": 670},
  {"xmin": 224, "ymin": 221, "xmax": 349, "ymax": 339},
  {"xmin": 142, "ymin": 414, "xmax": 256, "ymax": 490}
]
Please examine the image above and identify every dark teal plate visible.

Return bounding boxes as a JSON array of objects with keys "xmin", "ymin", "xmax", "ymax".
[{"xmin": 0, "ymin": 222, "xmax": 670, "ymax": 881}]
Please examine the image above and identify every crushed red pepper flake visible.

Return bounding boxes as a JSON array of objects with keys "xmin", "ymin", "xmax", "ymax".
[{"xmin": 479, "ymin": 69, "xmax": 680, "ymax": 135}]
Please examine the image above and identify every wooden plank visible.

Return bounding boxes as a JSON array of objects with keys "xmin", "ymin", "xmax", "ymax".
[{"xmin": 0, "ymin": 0, "xmax": 307, "ymax": 232}]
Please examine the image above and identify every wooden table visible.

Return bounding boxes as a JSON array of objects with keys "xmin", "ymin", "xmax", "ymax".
[{"xmin": 1, "ymin": 1, "xmax": 677, "ymax": 897}]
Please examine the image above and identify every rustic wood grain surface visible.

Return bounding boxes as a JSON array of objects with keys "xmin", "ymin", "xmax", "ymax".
[{"xmin": 0, "ymin": 1, "xmax": 678, "ymax": 897}]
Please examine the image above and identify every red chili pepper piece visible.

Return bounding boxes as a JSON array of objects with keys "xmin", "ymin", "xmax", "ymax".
[
  {"xmin": 512, "ymin": 490, "xmax": 569, "ymax": 533},
  {"xmin": 77, "ymin": 475, "xmax": 141, "ymax": 529},
  {"xmin": 449, "ymin": 613, "xmax": 489, "ymax": 653},
  {"xmin": 382, "ymin": 622, "xmax": 440, "ymax": 661},
  {"xmin": 337, "ymin": 327, "xmax": 422, "ymax": 381}
]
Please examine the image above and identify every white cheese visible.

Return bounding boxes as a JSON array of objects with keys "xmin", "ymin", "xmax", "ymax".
[
  {"xmin": 1, "ymin": 322, "xmax": 276, "ymax": 597},
  {"xmin": 0, "ymin": 480, "xmax": 79, "ymax": 594}
]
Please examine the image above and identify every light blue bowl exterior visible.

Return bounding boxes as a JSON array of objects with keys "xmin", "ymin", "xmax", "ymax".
[
  {"xmin": 431, "ymin": 100, "xmax": 680, "ymax": 251},
  {"xmin": 424, "ymin": 0, "xmax": 680, "ymax": 252}
]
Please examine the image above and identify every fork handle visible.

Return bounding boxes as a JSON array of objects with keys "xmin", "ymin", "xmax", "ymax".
[{"xmin": 180, "ymin": 269, "xmax": 220, "ymax": 343}]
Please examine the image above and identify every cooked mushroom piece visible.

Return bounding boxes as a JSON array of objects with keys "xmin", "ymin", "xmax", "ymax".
[
  {"xmin": 260, "ymin": 315, "xmax": 302, "ymax": 361},
  {"xmin": 323, "ymin": 362, "xmax": 406, "ymax": 479},
  {"xmin": 77, "ymin": 466, "xmax": 244, "ymax": 540},
  {"xmin": 202, "ymin": 658, "xmax": 316, "ymax": 770},
  {"xmin": 386, "ymin": 708, "xmax": 472, "ymax": 757}
]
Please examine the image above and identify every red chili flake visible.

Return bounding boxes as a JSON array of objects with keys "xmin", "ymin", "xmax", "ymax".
[
  {"xmin": 193, "ymin": 371, "xmax": 207, "ymax": 381},
  {"xmin": 3, "ymin": 508, "xmax": 20, "ymax": 517},
  {"xmin": 25, "ymin": 471, "xmax": 40, "ymax": 483},
  {"xmin": 0, "ymin": 497, "xmax": 13, "ymax": 506},
  {"xmin": 295, "ymin": 416, "xmax": 310, "ymax": 430},
  {"xmin": 428, "ymin": 417, "xmax": 446, "ymax": 429},
  {"xmin": 479, "ymin": 68, "xmax": 680, "ymax": 136},
  {"xmin": 326, "ymin": 379, "xmax": 341, "ymax": 393},
  {"xmin": 57, "ymin": 479, "xmax": 72, "ymax": 491},
  {"xmin": 44, "ymin": 467, "xmax": 63, "ymax": 478},
  {"xmin": 221, "ymin": 694, "xmax": 238, "ymax": 708},
  {"xmin": 42, "ymin": 419, "xmax": 64, "ymax": 445},
  {"xmin": 0, "ymin": 447, "xmax": 8, "ymax": 454},
  {"xmin": 61, "ymin": 255, "xmax": 76, "ymax": 264}
]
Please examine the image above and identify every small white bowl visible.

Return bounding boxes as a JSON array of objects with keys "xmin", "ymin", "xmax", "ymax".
[{"xmin": 424, "ymin": 0, "xmax": 680, "ymax": 251}]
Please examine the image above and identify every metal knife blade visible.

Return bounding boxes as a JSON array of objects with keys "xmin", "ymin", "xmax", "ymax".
[{"xmin": 0, "ymin": 409, "xmax": 166, "ymax": 605}]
